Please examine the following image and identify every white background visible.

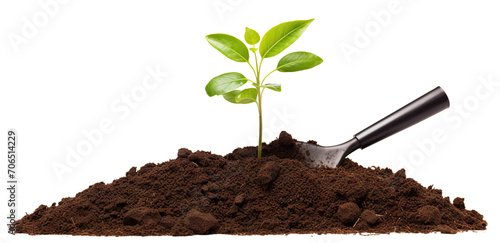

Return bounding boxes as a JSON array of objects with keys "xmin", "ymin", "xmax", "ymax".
[{"xmin": 1, "ymin": 0, "xmax": 499, "ymax": 242}]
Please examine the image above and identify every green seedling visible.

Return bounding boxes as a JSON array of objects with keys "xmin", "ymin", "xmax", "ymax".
[{"xmin": 205, "ymin": 19, "xmax": 323, "ymax": 158}]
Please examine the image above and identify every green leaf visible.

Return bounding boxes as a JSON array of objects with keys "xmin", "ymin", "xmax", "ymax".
[
  {"xmin": 206, "ymin": 72, "xmax": 248, "ymax": 97},
  {"xmin": 259, "ymin": 19, "xmax": 314, "ymax": 58},
  {"xmin": 244, "ymin": 27, "xmax": 260, "ymax": 45},
  {"xmin": 235, "ymin": 88, "xmax": 257, "ymax": 103},
  {"xmin": 206, "ymin": 34, "xmax": 249, "ymax": 62},
  {"xmin": 277, "ymin": 51, "xmax": 323, "ymax": 72},
  {"xmin": 263, "ymin": 83, "xmax": 281, "ymax": 92},
  {"xmin": 223, "ymin": 90, "xmax": 240, "ymax": 103},
  {"xmin": 249, "ymin": 47, "xmax": 258, "ymax": 53},
  {"xmin": 223, "ymin": 90, "xmax": 254, "ymax": 104}
]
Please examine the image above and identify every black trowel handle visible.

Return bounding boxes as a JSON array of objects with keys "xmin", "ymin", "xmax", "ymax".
[{"xmin": 354, "ymin": 86, "xmax": 449, "ymax": 149}]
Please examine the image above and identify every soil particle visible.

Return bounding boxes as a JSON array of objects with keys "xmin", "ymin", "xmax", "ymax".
[
  {"xmin": 234, "ymin": 194, "xmax": 245, "ymax": 206},
  {"xmin": 337, "ymin": 202, "xmax": 361, "ymax": 226},
  {"xmin": 177, "ymin": 148, "xmax": 192, "ymax": 158},
  {"xmin": 277, "ymin": 131, "xmax": 294, "ymax": 147},
  {"xmin": 187, "ymin": 151, "xmax": 202, "ymax": 163},
  {"xmin": 359, "ymin": 210, "xmax": 379, "ymax": 226},
  {"xmin": 184, "ymin": 209, "xmax": 219, "ymax": 234},
  {"xmin": 414, "ymin": 205, "xmax": 441, "ymax": 225},
  {"xmin": 437, "ymin": 224, "xmax": 457, "ymax": 234},
  {"xmin": 453, "ymin": 197, "xmax": 466, "ymax": 209},
  {"xmin": 159, "ymin": 215, "xmax": 176, "ymax": 229},
  {"xmin": 125, "ymin": 167, "xmax": 137, "ymax": 178},
  {"xmin": 394, "ymin": 168, "xmax": 406, "ymax": 179},
  {"xmin": 257, "ymin": 161, "xmax": 281, "ymax": 186},
  {"xmin": 14, "ymin": 132, "xmax": 487, "ymax": 236},
  {"xmin": 123, "ymin": 207, "xmax": 161, "ymax": 226}
]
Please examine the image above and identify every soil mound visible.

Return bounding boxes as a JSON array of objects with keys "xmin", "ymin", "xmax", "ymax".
[{"xmin": 15, "ymin": 132, "xmax": 486, "ymax": 236}]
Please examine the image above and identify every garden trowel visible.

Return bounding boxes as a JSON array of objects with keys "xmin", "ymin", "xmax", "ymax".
[{"xmin": 298, "ymin": 86, "xmax": 449, "ymax": 168}]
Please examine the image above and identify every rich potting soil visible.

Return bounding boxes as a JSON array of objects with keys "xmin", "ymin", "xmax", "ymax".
[{"xmin": 15, "ymin": 132, "xmax": 486, "ymax": 236}]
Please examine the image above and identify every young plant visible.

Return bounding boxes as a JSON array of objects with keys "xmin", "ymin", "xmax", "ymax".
[{"xmin": 205, "ymin": 19, "xmax": 322, "ymax": 158}]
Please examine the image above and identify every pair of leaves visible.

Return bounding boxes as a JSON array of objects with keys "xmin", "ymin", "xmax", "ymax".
[
  {"xmin": 205, "ymin": 72, "xmax": 256, "ymax": 104},
  {"xmin": 223, "ymin": 88, "xmax": 257, "ymax": 104},
  {"xmin": 205, "ymin": 73, "xmax": 281, "ymax": 104},
  {"xmin": 205, "ymin": 72, "xmax": 248, "ymax": 97},
  {"xmin": 206, "ymin": 19, "xmax": 314, "ymax": 61},
  {"xmin": 222, "ymin": 83, "xmax": 282, "ymax": 104}
]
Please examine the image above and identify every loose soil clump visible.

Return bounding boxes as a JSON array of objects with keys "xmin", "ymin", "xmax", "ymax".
[{"xmin": 15, "ymin": 132, "xmax": 486, "ymax": 236}]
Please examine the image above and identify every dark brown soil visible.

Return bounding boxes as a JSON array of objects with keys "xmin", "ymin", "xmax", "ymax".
[{"xmin": 15, "ymin": 132, "xmax": 486, "ymax": 236}]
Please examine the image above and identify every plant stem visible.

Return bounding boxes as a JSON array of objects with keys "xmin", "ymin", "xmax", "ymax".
[
  {"xmin": 254, "ymin": 50, "xmax": 263, "ymax": 158},
  {"xmin": 247, "ymin": 61, "xmax": 257, "ymax": 79},
  {"xmin": 257, "ymin": 91, "xmax": 263, "ymax": 158},
  {"xmin": 254, "ymin": 47, "xmax": 259, "ymax": 76},
  {"xmin": 261, "ymin": 69, "xmax": 277, "ymax": 84}
]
